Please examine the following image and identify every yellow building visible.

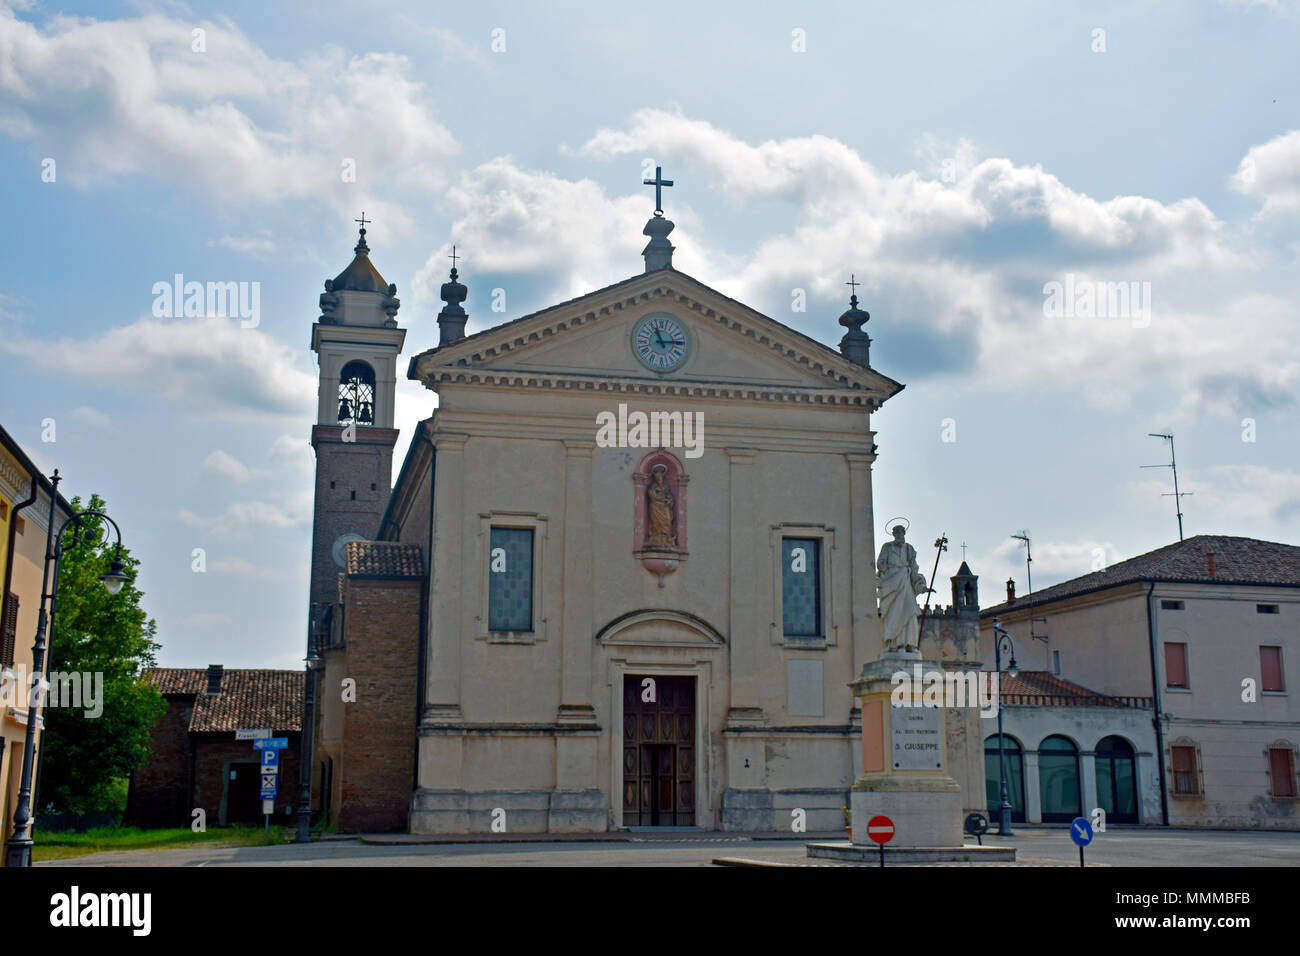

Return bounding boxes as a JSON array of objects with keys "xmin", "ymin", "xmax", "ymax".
[{"xmin": 0, "ymin": 425, "xmax": 74, "ymax": 851}]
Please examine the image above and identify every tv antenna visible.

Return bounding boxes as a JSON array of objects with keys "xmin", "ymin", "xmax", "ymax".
[
  {"xmin": 1142, "ymin": 433, "xmax": 1191, "ymax": 541},
  {"xmin": 1011, "ymin": 530, "xmax": 1048, "ymax": 643}
]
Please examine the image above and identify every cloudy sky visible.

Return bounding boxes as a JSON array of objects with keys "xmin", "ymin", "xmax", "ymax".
[{"xmin": 2, "ymin": 1, "xmax": 1297, "ymax": 669}]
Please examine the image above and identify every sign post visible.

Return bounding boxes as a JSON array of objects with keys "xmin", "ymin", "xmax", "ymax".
[
  {"xmin": 866, "ymin": 814, "xmax": 895, "ymax": 868},
  {"xmin": 1070, "ymin": 816, "xmax": 1094, "ymax": 867},
  {"xmin": 255, "ymin": 739, "xmax": 283, "ymax": 839}
]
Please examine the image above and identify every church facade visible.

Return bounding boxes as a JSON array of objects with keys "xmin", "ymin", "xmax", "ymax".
[{"xmin": 306, "ymin": 205, "xmax": 954, "ymax": 833}]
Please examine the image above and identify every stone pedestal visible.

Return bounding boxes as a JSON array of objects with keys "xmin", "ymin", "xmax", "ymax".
[{"xmin": 849, "ymin": 652, "xmax": 963, "ymax": 848}]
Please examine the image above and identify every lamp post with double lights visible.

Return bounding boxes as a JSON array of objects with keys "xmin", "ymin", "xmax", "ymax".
[
  {"xmin": 990, "ymin": 617, "xmax": 1020, "ymax": 837},
  {"xmin": 5, "ymin": 470, "xmax": 130, "ymax": 868}
]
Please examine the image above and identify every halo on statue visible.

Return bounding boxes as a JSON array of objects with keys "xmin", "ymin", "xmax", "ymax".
[{"xmin": 883, "ymin": 516, "xmax": 910, "ymax": 534}]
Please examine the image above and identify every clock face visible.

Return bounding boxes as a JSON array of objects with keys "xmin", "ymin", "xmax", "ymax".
[
  {"xmin": 332, "ymin": 532, "xmax": 365, "ymax": 568},
  {"xmin": 631, "ymin": 313, "xmax": 691, "ymax": 373}
]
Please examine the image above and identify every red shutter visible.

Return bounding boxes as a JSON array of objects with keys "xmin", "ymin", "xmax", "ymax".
[
  {"xmin": 1260, "ymin": 646, "xmax": 1284, "ymax": 692},
  {"xmin": 1, "ymin": 592, "xmax": 18, "ymax": 667},
  {"xmin": 1164, "ymin": 642, "xmax": 1188, "ymax": 688},
  {"xmin": 1270, "ymin": 749, "xmax": 1295, "ymax": 798}
]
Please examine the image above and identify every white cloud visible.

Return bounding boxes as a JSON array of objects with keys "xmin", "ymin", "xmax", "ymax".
[
  {"xmin": 204, "ymin": 449, "xmax": 256, "ymax": 482},
  {"xmin": 67, "ymin": 405, "xmax": 112, "ymax": 427},
  {"xmin": 0, "ymin": 7, "xmax": 457, "ymax": 212},
  {"xmin": 2, "ymin": 315, "xmax": 315, "ymax": 419},
  {"xmin": 208, "ymin": 556, "xmax": 262, "ymax": 576},
  {"xmin": 178, "ymin": 498, "xmax": 305, "ymax": 538},
  {"xmin": 1136, "ymin": 464, "xmax": 1300, "ymax": 531},
  {"xmin": 1230, "ymin": 129, "xmax": 1300, "ymax": 218}
]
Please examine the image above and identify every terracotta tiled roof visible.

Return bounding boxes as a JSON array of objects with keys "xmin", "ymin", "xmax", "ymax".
[
  {"xmin": 143, "ymin": 667, "xmax": 302, "ymax": 732},
  {"xmin": 345, "ymin": 540, "xmax": 424, "ymax": 578},
  {"xmin": 981, "ymin": 670, "xmax": 1152, "ymax": 708},
  {"xmin": 982, "ymin": 534, "xmax": 1300, "ymax": 617}
]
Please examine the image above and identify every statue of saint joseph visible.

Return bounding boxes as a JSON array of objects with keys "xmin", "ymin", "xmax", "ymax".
[{"xmin": 876, "ymin": 524, "xmax": 929, "ymax": 653}]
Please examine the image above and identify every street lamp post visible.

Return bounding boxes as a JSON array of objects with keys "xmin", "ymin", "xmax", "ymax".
[
  {"xmin": 5, "ymin": 470, "xmax": 130, "ymax": 868},
  {"xmin": 991, "ymin": 617, "xmax": 1019, "ymax": 837},
  {"xmin": 295, "ymin": 636, "xmax": 321, "ymax": 844}
]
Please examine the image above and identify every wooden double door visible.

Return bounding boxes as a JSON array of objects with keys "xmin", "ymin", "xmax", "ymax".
[{"xmin": 622, "ymin": 675, "xmax": 695, "ymax": 826}]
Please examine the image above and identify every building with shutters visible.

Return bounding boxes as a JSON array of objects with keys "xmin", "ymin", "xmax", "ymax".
[
  {"xmin": 979, "ymin": 535, "xmax": 1300, "ymax": 830},
  {"xmin": 0, "ymin": 425, "xmax": 74, "ymax": 847}
]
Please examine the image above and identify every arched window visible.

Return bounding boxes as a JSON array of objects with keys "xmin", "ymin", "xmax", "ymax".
[
  {"xmin": 337, "ymin": 361, "xmax": 375, "ymax": 426},
  {"xmin": 1096, "ymin": 735, "xmax": 1138, "ymax": 824},
  {"xmin": 984, "ymin": 734, "xmax": 1025, "ymax": 823},
  {"xmin": 1038, "ymin": 735, "xmax": 1082, "ymax": 822}
]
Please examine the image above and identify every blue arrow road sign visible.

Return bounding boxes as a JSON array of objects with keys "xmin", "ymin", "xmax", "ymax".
[
  {"xmin": 253, "ymin": 737, "xmax": 288, "ymax": 750},
  {"xmin": 1070, "ymin": 817, "xmax": 1094, "ymax": 846}
]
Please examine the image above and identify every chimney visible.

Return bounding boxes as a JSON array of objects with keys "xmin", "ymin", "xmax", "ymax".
[
  {"xmin": 205, "ymin": 664, "xmax": 223, "ymax": 695},
  {"xmin": 1006, "ymin": 578, "xmax": 1016, "ymax": 603},
  {"xmin": 1206, "ymin": 552, "xmax": 1216, "ymax": 577}
]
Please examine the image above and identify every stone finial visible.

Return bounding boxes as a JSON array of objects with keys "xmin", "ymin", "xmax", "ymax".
[
  {"xmin": 642, "ymin": 214, "xmax": 675, "ymax": 272},
  {"xmin": 438, "ymin": 264, "xmax": 468, "ymax": 346},
  {"xmin": 838, "ymin": 278, "xmax": 871, "ymax": 366}
]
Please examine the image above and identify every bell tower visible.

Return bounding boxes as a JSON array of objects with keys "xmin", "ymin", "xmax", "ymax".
[{"xmin": 307, "ymin": 218, "xmax": 407, "ymax": 616}]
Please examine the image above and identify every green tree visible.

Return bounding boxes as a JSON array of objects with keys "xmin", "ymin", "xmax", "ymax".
[{"xmin": 37, "ymin": 494, "xmax": 166, "ymax": 815}]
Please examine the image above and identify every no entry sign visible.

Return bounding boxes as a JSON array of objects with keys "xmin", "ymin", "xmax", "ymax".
[{"xmin": 867, "ymin": 815, "xmax": 895, "ymax": 845}]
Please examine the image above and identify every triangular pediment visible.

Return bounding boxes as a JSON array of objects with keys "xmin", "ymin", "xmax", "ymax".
[{"xmin": 408, "ymin": 270, "xmax": 903, "ymax": 408}]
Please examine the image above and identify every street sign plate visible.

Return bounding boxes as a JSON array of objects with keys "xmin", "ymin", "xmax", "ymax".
[
  {"xmin": 260, "ymin": 774, "xmax": 278, "ymax": 798},
  {"xmin": 260, "ymin": 749, "xmax": 279, "ymax": 768},
  {"xmin": 1070, "ymin": 817, "xmax": 1094, "ymax": 846},
  {"xmin": 262, "ymin": 799, "xmax": 275, "ymax": 814},
  {"xmin": 235, "ymin": 728, "xmax": 272, "ymax": 740},
  {"xmin": 867, "ymin": 815, "xmax": 895, "ymax": 845},
  {"xmin": 252, "ymin": 737, "xmax": 288, "ymax": 750}
]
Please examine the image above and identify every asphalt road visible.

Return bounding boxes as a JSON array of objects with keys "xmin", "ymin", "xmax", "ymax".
[{"xmin": 35, "ymin": 827, "xmax": 1300, "ymax": 867}]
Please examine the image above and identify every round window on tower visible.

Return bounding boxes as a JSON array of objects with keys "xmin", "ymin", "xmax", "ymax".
[{"xmin": 337, "ymin": 361, "xmax": 376, "ymax": 426}]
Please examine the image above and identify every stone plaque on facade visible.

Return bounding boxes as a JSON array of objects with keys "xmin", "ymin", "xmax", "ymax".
[{"xmin": 891, "ymin": 706, "xmax": 943, "ymax": 770}]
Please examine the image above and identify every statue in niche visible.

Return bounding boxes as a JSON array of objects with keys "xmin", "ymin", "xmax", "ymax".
[{"xmin": 645, "ymin": 466, "xmax": 677, "ymax": 549}]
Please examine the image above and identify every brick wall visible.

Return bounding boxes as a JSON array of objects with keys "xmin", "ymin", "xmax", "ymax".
[
  {"xmin": 192, "ymin": 733, "xmax": 301, "ymax": 827},
  {"xmin": 126, "ymin": 694, "xmax": 195, "ymax": 828},
  {"xmin": 337, "ymin": 574, "xmax": 421, "ymax": 832}
]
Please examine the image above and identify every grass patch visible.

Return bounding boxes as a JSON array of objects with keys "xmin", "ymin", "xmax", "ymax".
[{"xmin": 33, "ymin": 824, "xmax": 290, "ymax": 862}]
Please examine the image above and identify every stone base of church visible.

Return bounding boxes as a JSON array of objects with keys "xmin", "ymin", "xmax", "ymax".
[
  {"xmin": 409, "ymin": 788, "xmax": 607, "ymax": 834},
  {"xmin": 721, "ymin": 787, "xmax": 849, "ymax": 832}
]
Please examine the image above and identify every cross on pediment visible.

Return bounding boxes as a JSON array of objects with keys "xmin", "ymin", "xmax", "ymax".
[{"xmin": 643, "ymin": 166, "xmax": 674, "ymax": 215}]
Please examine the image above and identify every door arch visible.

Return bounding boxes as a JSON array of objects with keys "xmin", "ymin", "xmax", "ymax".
[
  {"xmin": 1095, "ymin": 735, "xmax": 1139, "ymax": 824},
  {"xmin": 984, "ymin": 734, "xmax": 1026, "ymax": 823},
  {"xmin": 1038, "ymin": 735, "xmax": 1082, "ymax": 823}
]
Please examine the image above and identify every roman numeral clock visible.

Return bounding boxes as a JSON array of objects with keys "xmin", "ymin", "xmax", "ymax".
[{"xmin": 631, "ymin": 312, "xmax": 692, "ymax": 373}]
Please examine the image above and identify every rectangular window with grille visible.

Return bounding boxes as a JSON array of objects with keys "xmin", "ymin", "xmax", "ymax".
[
  {"xmin": 1269, "ymin": 748, "xmax": 1295, "ymax": 798},
  {"xmin": 1171, "ymin": 745, "xmax": 1199, "ymax": 795},
  {"xmin": 1164, "ymin": 642, "xmax": 1188, "ymax": 688},
  {"xmin": 781, "ymin": 538, "xmax": 821, "ymax": 638},
  {"xmin": 1261, "ymin": 646, "xmax": 1284, "ymax": 692},
  {"xmin": 488, "ymin": 527, "xmax": 533, "ymax": 632}
]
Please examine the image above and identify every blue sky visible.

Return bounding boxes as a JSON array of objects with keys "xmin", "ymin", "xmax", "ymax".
[{"xmin": 2, "ymin": 0, "xmax": 1298, "ymax": 668}]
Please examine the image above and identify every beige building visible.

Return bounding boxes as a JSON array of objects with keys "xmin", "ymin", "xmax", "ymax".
[
  {"xmin": 304, "ymin": 210, "xmax": 1009, "ymax": 833},
  {"xmin": 980, "ymin": 535, "xmax": 1300, "ymax": 829},
  {"xmin": 0, "ymin": 425, "xmax": 74, "ymax": 851}
]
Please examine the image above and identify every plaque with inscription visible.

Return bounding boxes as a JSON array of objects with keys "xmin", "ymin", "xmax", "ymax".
[{"xmin": 891, "ymin": 707, "xmax": 943, "ymax": 770}]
